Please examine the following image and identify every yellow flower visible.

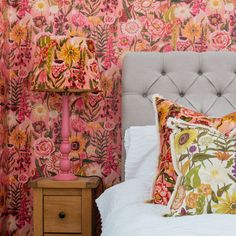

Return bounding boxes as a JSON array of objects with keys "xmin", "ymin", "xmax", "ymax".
[
  {"xmin": 213, "ymin": 192, "xmax": 236, "ymax": 214},
  {"xmin": 198, "ymin": 184, "xmax": 212, "ymax": 196},
  {"xmin": 10, "ymin": 24, "xmax": 27, "ymax": 44},
  {"xmin": 174, "ymin": 129, "xmax": 197, "ymax": 154},
  {"xmin": 69, "ymin": 135, "xmax": 86, "ymax": 157},
  {"xmin": 58, "ymin": 42, "xmax": 80, "ymax": 66},
  {"xmin": 186, "ymin": 192, "xmax": 199, "ymax": 209},
  {"xmin": 34, "ymin": 0, "xmax": 47, "ymax": 12},
  {"xmin": 9, "ymin": 128, "xmax": 27, "ymax": 148},
  {"xmin": 209, "ymin": 0, "xmax": 222, "ymax": 10},
  {"xmin": 183, "ymin": 22, "xmax": 201, "ymax": 42},
  {"xmin": 32, "ymin": 104, "xmax": 47, "ymax": 119}
]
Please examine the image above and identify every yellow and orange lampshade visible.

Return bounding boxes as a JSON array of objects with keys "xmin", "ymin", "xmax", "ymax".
[{"xmin": 31, "ymin": 35, "xmax": 100, "ymax": 93}]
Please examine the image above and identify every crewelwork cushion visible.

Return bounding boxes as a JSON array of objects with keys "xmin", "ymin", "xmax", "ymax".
[
  {"xmin": 167, "ymin": 118, "xmax": 236, "ymax": 216},
  {"xmin": 152, "ymin": 95, "xmax": 236, "ymax": 205}
]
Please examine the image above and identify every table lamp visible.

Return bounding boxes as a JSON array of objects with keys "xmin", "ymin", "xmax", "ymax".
[{"xmin": 31, "ymin": 35, "xmax": 100, "ymax": 180}]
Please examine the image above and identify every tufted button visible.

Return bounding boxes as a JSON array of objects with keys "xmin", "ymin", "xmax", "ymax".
[
  {"xmin": 161, "ymin": 70, "xmax": 166, "ymax": 76},
  {"xmin": 179, "ymin": 92, "xmax": 185, "ymax": 97},
  {"xmin": 217, "ymin": 92, "xmax": 222, "ymax": 97},
  {"xmin": 142, "ymin": 93, "xmax": 147, "ymax": 98},
  {"xmin": 198, "ymin": 70, "xmax": 203, "ymax": 75}
]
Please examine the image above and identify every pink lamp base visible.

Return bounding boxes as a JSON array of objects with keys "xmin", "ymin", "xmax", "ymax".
[{"xmin": 53, "ymin": 173, "xmax": 78, "ymax": 181}]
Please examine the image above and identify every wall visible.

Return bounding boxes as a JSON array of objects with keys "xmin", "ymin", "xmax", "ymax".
[
  {"xmin": 0, "ymin": 0, "xmax": 10, "ymax": 231},
  {"xmin": 2, "ymin": 0, "xmax": 236, "ymax": 234}
]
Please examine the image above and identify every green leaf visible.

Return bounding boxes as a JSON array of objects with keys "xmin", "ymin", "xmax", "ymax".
[
  {"xmin": 193, "ymin": 173, "xmax": 201, "ymax": 188},
  {"xmin": 226, "ymin": 158, "xmax": 234, "ymax": 169},
  {"xmin": 179, "ymin": 154, "xmax": 188, "ymax": 161},
  {"xmin": 192, "ymin": 153, "xmax": 215, "ymax": 162},
  {"xmin": 179, "ymin": 116, "xmax": 192, "ymax": 122},
  {"xmin": 163, "ymin": 173, "xmax": 176, "ymax": 184},
  {"xmin": 217, "ymin": 184, "xmax": 232, "ymax": 197},
  {"xmin": 185, "ymin": 165, "xmax": 201, "ymax": 189},
  {"xmin": 211, "ymin": 191, "xmax": 218, "ymax": 203},
  {"xmin": 196, "ymin": 195, "xmax": 205, "ymax": 215},
  {"xmin": 207, "ymin": 200, "xmax": 213, "ymax": 214},
  {"xmin": 122, "ymin": 0, "xmax": 132, "ymax": 19},
  {"xmin": 35, "ymin": 159, "xmax": 44, "ymax": 177},
  {"xmin": 227, "ymin": 174, "xmax": 236, "ymax": 183}
]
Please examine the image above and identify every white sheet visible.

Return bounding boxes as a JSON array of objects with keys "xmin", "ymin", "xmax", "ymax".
[{"xmin": 97, "ymin": 179, "xmax": 236, "ymax": 236}]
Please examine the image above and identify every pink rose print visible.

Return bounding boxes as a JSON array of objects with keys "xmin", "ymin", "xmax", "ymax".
[
  {"xmin": 104, "ymin": 121, "xmax": 115, "ymax": 131},
  {"xmin": 87, "ymin": 59, "xmax": 100, "ymax": 80},
  {"xmin": 18, "ymin": 174, "xmax": 29, "ymax": 183},
  {"xmin": 34, "ymin": 138, "xmax": 55, "ymax": 157},
  {"xmin": 71, "ymin": 12, "xmax": 87, "ymax": 27},
  {"xmin": 154, "ymin": 182, "xmax": 171, "ymax": 205},
  {"xmin": 146, "ymin": 18, "xmax": 166, "ymax": 37},
  {"xmin": 210, "ymin": 30, "xmax": 231, "ymax": 50},
  {"xmin": 104, "ymin": 15, "xmax": 116, "ymax": 25}
]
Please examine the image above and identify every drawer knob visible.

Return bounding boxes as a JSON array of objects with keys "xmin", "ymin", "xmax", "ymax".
[{"xmin": 58, "ymin": 211, "xmax": 66, "ymax": 219}]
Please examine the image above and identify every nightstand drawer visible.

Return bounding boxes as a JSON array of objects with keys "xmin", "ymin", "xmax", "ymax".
[
  {"xmin": 44, "ymin": 195, "xmax": 82, "ymax": 233},
  {"xmin": 44, "ymin": 234, "xmax": 81, "ymax": 236}
]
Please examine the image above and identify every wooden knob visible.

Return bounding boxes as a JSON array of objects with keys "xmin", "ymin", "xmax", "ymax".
[{"xmin": 58, "ymin": 211, "xmax": 66, "ymax": 219}]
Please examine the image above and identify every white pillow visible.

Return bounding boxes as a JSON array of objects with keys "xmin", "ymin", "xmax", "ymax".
[
  {"xmin": 96, "ymin": 179, "xmax": 151, "ymax": 225},
  {"xmin": 124, "ymin": 125, "xmax": 160, "ymax": 182}
]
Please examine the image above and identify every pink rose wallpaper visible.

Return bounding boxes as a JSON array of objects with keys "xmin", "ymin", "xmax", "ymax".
[{"xmin": 0, "ymin": 0, "xmax": 236, "ymax": 234}]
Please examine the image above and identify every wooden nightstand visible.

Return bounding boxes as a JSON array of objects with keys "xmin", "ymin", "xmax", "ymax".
[{"xmin": 29, "ymin": 177, "xmax": 100, "ymax": 236}]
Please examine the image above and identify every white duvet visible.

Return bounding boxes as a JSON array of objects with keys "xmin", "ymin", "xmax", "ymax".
[{"xmin": 96, "ymin": 179, "xmax": 235, "ymax": 236}]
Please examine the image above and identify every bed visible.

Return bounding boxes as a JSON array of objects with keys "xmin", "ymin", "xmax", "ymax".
[{"xmin": 96, "ymin": 52, "xmax": 236, "ymax": 236}]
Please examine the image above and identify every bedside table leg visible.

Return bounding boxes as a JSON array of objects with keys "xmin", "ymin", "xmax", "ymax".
[
  {"xmin": 82, "ymin": 189, "xmax": 92, "ymax": 236},
  {"xmin": 33, "ymin": 188, "xmax": 43, "ymax": 236}
]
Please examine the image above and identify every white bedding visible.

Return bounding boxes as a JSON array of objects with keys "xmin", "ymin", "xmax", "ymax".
[{"xmin": 96, "ymin": 179, "xmax": 235, "ymax": 236}]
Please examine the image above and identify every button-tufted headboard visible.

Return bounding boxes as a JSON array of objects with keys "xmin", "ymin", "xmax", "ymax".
[{"xmin": 122, "ymin": 51, "xmax": 236, "ymax": 178}]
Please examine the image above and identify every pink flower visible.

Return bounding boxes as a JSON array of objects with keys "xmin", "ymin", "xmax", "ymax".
[
  {"xmin": 104, "ymin": 15, "xmax": 116, "ymax": 25},
  {"xmin": 38, "ymin": 70, "xmax": 47, "ymax": 83},
  {"xmin": 191, "ymin": 0, "xmax": 207, "ymax": 15},
  {"xmin": 121, "ymin": 19, "xmax": 142, "ymax": 37},
  {"xmin": 154, "ymin": 182, "xmax": 171, "ymax": 205},
  {"xmin": 87, "ymin": 59, "xmax": 100, "ymax": 80},
  {"xmin": 34, "ymin": 138, "xmax": 55, "ymax": 157},
  {"xmin": 162, "ymin": 44, "xmax": 173, "ymax": 52},
  {"xmin": 71, "ymin": 12, "xmax": 87, "ymax": 27},
  {"xmin": 210, "ymin": 30, "xmax": 231, "ymax": 50},
  {"xmin": 118, "ymin": 36, "xmax": 130, "ymax": 48},
  {"xmin": 145, "ymin": 19, "xmax": 165, "ymax": 37},
  {"xmin": 71, "ymin": 119, "xmax": 86, "ymax": 132},
  {"xmin": 18, "ymin": 174, "xmax": 29, "ymax": 183},
  {"xmin": 104, "ymin": 121, "xmax": 115, "ymax": 131},
  {"xmin": 76, "ymin": 97, "xmax": 84, "ymax": 109}
]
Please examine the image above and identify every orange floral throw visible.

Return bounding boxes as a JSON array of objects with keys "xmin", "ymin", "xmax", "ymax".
[{"xmin": 152, "ymin": 95, "xmax": 236, "ymax": 205}]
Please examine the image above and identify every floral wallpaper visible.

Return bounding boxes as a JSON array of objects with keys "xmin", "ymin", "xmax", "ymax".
[{"xmin": 1, "ymin": 0, "xmax": 236, "ymax": 234}]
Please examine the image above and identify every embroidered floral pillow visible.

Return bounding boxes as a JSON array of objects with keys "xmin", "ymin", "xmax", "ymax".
[
  {"xmin": 152, "ymin": 95, "xmax": 236, "ymax": 205},
  {"xmin": 166, "ymin": 118, "xmax": 236, "ymax": 216}
]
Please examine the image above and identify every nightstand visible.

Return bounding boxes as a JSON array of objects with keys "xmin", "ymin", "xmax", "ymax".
[{"xmin": 29, "ymin": 177, "xmax": 100, "ymax": 236}]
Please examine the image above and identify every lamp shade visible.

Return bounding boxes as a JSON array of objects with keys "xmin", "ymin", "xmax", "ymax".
[{"xmin": 31, "ymin": 35, "xmax": 100, "ymax": 93}]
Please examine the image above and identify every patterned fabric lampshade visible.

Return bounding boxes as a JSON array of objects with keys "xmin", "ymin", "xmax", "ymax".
[
  {"xmin": 32, "ymin": 35, "xmax": 100, "ymax": 93},
  {"xmin": 31, "ymin": 35, "xmax": 101, "ymax": 181}
]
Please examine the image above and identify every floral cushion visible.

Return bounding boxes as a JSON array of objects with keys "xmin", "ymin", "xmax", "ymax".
[
  {"xmin": 152, "ymin": 95, "xmax": 236, "ymax": 205},
  {"xmin": 166, "ymin": 118, "xmax": 236, "ymax": 216}
]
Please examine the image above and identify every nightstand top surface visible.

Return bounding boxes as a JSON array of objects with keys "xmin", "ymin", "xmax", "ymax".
[{"xmin": 29, "ymin": 176, "xmax": 100, "ymax": 189}]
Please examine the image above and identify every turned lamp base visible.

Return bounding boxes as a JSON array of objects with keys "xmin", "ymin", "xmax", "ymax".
[{"xmin": 53, "ymin": 94, "xmax": 77, "ymax": 181}]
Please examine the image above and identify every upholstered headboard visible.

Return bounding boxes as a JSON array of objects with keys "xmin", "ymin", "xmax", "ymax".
[{"xmin": 122, "ymin": 51, "xmax": 236, "ymax": 177}]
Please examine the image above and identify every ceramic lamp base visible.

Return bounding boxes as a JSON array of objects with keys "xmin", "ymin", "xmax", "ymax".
[{"xmin": 53, "ymin": 173, "xmax": 78, "ymax": 181}]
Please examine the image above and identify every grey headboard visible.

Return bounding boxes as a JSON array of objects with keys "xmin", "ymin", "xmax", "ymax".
[{"xmin": 122, "ymin": 51, "xmax": 236, "ymax": 177}]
